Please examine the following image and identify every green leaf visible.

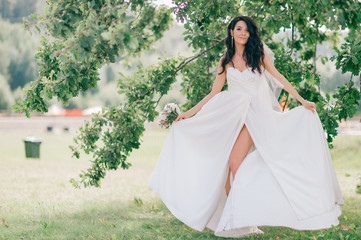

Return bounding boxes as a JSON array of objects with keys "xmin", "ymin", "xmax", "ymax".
[{"xmin": 352, "ymin": 56, "xmax": 358, "ymax": 65}]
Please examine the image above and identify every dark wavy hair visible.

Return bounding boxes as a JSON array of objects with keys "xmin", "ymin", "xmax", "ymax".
[{"xmin": 219, "ymin": 16, "xmax": 264, "ymax": 75}]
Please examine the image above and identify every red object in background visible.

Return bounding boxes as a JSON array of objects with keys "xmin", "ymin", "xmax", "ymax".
[
  {"xmin": 64, "ymin": 108, "xmax": 83, "ymax": 117},
  {"xmin": 280, "ymin": 96, "xmax": 288, "ymax": 112}
]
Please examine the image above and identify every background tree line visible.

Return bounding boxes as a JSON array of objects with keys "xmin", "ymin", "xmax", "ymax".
[{"xmin": 0, "ymin": 0, "xmax": 39, "ymax": 110}]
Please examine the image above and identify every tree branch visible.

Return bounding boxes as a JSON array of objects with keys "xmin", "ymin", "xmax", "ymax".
[
  {"xmin": 333, "ymin": 73, "xmax": 354, "ymax": 110},
  {"xmin": 175, "ymin": 39, "xmax": 224, "ymax": 73},
  {"xmin": 136, "ymin": 39, "xmax": 224, "ymax": 100}
]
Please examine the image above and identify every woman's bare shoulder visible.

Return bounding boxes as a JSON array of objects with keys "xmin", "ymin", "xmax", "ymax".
[
  {"xmin": 219, "ymin": 55, "xmax": 226, "ymax": 64},
  {"xmin": 219, "ymin": 56, "xmax": 233, "ymax": 72},
  {"xmin": 217, "ymin": 56, "xmax": 229, "ymax": 73}
]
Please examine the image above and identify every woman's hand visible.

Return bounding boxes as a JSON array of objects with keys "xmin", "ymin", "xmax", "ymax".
[
  {"xmin": 174, "ymin": 111, "xmax": 194, "ymax": 123},
  {"xmin": 301, "ymin": 100, "xmax": 317, "ymax": 113}
]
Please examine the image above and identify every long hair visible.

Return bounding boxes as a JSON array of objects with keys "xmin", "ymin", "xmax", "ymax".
[{"xmin": 219, "ymin": 16, "xmax": 264, "ymax": 75}]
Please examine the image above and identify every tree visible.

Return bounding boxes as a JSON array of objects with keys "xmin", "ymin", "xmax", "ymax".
[
  {"xmin": 12, "ymin": 0, "xmax": 38, "ymax": 23},
  {"xmin": 0, "ymin": 18, "xmax": 38, "ymax": 90},
  {"xmin": 0, "ymin": 0, "xmax": 38, "ymax": 23},
  {"xmin": 0, "ymin": 74, "xmax": 14, "ymax": 110},
  {"xmin": 0, "ymin": 0, "xmax": 12, "ymax": 21},
  {"xmin": 14, "ymin": 0, "xmax": 361, "ymax": 188}
]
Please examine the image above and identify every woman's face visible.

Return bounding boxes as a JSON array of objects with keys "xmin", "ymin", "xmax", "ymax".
[{"xmin": 231, "ymin": 20, "xmax": 250, "ymax": 45}]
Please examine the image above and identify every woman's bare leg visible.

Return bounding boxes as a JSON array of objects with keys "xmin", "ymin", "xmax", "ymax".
[
  {"xmin": 227, "ymin": 125, "xmax": 254, "ymax": 189},
  {"xmin": 225, "ymin": 166, "xmax": 231, "ymax": 196}
]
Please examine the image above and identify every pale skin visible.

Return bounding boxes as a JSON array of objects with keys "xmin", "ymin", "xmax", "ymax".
[{"xmin": 174, "ymin": 20, "xmax": 316, "ymax": 196}]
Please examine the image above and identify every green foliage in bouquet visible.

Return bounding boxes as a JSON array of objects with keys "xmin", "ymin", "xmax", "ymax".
[{"xmin": 158, "ymin": 103, "xmax": 181, "ymax": 129}]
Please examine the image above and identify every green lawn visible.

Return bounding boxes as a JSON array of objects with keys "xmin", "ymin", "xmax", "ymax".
[
  {"xmin": 331, "ymin": 135, "xmax": 361, "ymax": 171},
  {"xmin": 0, "ymin": 129, "xmax": 360, "ymax": 239}
]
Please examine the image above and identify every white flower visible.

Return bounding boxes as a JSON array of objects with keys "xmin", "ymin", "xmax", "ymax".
[{"xmin": 164, "ymin": 103, "xmax": 180, "ymax": 114}]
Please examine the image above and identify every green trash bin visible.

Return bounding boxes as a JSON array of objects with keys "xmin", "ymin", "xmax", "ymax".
[{"xmin": 24, "ymin": 137, "xmax": 42, "ymax": 159}]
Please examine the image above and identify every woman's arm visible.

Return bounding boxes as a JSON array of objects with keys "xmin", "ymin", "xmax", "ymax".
[
  {"xmin": 174, "ymin": 57, "xmax": 227, "ymax": 122},
  {"xmin": 262, "ymin": 48, "xmax": 316, "ymax": 113}
]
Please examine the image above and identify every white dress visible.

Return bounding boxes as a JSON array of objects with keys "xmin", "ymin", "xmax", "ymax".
[{"xmin": 148, "ymin": 65, "xmax": 344, "ymax": 238}]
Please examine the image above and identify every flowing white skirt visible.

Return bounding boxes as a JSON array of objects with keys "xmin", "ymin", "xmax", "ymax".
[{"xmin": 148, "ymin": 69, "xmax": 344, "ymax": 237}]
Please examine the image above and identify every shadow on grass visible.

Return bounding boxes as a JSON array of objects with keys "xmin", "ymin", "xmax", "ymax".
[{"xmin": 1, "ymin": 197, "xmax": 360, "ymax": 240}]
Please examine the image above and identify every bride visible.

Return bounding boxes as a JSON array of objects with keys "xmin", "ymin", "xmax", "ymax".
[{"xmin": 148, "ymin": 15, "xmax": 344, "ymax": 238}]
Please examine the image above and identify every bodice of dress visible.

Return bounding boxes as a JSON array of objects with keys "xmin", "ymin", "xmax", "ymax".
[{"xmin": 226, "ymin": 67, "xmax": 263, "ymax": 96}]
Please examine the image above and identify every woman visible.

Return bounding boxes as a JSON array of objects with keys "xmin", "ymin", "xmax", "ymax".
[{"xmin": 148, "ymin": 16, "xmax": 344, "ymax": 238}]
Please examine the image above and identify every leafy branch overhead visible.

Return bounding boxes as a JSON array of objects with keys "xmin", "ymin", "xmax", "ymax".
[
  {"xmin": 14, "ymin": 0, "xmax": 173, "ymax": 116},
  {"xmin": 14, "ymin": 0, "xmax": 361, "ymax": 188}
]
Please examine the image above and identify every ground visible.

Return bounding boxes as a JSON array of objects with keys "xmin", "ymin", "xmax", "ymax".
[{"xmin": 0, "ymin": 121, "xmax": 360, "ymax": 239}]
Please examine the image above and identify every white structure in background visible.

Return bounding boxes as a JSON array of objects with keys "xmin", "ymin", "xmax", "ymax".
[
  {"xmin": 83, "ymin": 106, "xmax": 103, "ymax": 116},
  {"xmin": 45, "ymin": 104, "xmax": 66, "ymax": 116},
  {"xmin": 338, "ymin": 118, "xmax": 361, "ymax": 135}
]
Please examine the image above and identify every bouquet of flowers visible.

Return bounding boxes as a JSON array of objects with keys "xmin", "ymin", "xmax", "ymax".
[{"xmin": 158, "ymin": 103, "xmax": 181, "ymax": 129}]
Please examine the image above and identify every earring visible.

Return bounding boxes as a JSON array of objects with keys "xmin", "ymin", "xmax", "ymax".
[{"xmin": 231, "ymin": 36, "xmax": 234, "ymax": 48}]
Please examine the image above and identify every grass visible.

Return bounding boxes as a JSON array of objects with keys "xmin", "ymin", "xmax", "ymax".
[
  {"xmin": 331, "ymin": 135, "xmax": 361, "ymax": 171},
  {"xmin": 0, "ymin": 129, "xmax": 360, "ymax": 239}
]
